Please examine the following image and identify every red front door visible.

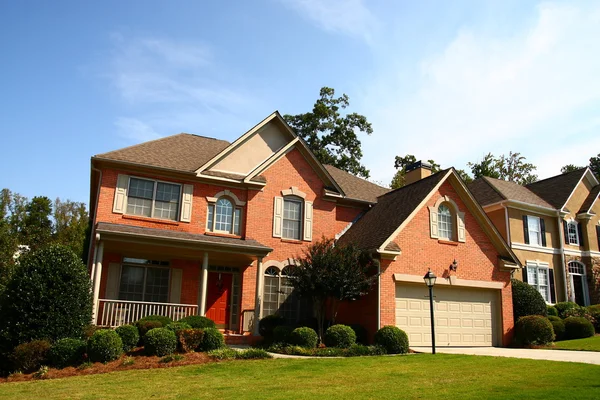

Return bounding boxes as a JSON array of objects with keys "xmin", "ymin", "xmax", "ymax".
[{"xmin": 205, "ymin": 272, "xmax": 232, "ymax": 328}]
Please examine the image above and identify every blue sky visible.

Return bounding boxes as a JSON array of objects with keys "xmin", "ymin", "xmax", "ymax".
[{"xmin": 1, "ymin": 0, "xmax": 600, "ymax": 205}]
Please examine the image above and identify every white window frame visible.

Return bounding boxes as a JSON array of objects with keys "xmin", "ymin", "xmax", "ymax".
[
  {"xmin": 526, "ymin": 262, "xmax": 551, "ymax": 304},
  {"xmin": 262, "ymin": 266, "xmax": 302, "ymax": 322},
  {"xmin": 437, "ymin": 204, "xmax": 453, "ymax": 240},
  {"xmin": 527, "ymin": 216, "xmax": 542, "ymax": 247},
  {"xmin": 567, "ymin": 221, "xmax": 579, "ymax": 246},
  {"xmin": 567, "ymin": 261, "xmax": 589, "ymax": 306},
  {"xmin": 282, "ymin": 196, "xmax": 303, "ymax": 240},
  {"xmin": 126, "ymin": 176, "xmax": 182, "ymax": 221},
  {"xmin": 118, "ymin": 258, "xmax": 171, "ymax": 303},
  {"xmin": 206, "ymin": 197, "xmax": 242, "ymax": 235}
]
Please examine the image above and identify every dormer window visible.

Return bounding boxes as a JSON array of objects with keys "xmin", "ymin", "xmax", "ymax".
[
  {"xmin": 437, "ymin": 204, "xmax": 453, "ymax": 240},
  {"xmin": 272, "ymin": 187, "xmax": 313, "ymax": 242},
  {"xmin": 206, "ymin": 190, "xmax": 245, "ymax": 236},
  {"xmin": 428, "ymin": 196, "xmax": 466, "ymax": 242}
]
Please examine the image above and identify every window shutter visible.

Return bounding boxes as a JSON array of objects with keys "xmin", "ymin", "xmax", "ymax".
[
  {"xmin": 112, "ymin": 174, "xmax": 129, "ymax": 214},
  {"xmin": 596, "ymin": 225, "xmax": 600, "ymax": 252},
  {"xmin": 273, "ymin": 196, "xmax": 283, "ymax": 238},
  {"xmin": 522, "ymin": 267, "xmax": 528, "ymax": 283},
  {"xmin": 540, "ymin": 218, "xmax": 547, "ymax": 247},
  {"xmin": 169, "ymin": 268, "xmax": 183, "ymax": 304},
  {"xmin": 522, "ymin": 215, "xmax": 529, "ymax": 245},
  {"xmin": 457, "ymin": 212, "xmax": 466, "ymax": 243},
  {"xmin": 303, "ymin": 201, "xmax": 313, "ymax": 241},
  {"xmin": 428, "ymin": 207, "xmax": 439, "ymax": 239},
  {"xmin": 563, "ymin": 220, "xmax": 569, "ymax": 245},
  {"xmin": 577, "ymin": 223, "xmax": 584, "ymax": 247},
  {"xmin": 105, "ymin": 263, "xmax": 121, "ymax": 300},
  {"xmin": 180, "ymin": 184, "xmax": 194, "ymax": 222},
  {"xmin": 549, "ymin": 269, "xmax": 556, "ymax": 304}
]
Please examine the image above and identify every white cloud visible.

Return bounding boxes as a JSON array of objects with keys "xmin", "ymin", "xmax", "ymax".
[
  {"xmin": 280, "ymin": 0, "xmax": 377, "ymax": 44},
  {"xmin": 361, "ymin": 2, "xmax": 600, "ymax": 184},
  {"xmin": 114, "ymin": 117, "xmax": 161, "ymax": 142}
]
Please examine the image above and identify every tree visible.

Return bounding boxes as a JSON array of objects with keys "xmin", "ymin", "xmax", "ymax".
[
  {"xmin": 456, "ymin": 169, "xmax": 473, "ymax": 184},
  {"xmin": 288, "ymin": 238, "xmax": 379, "ymax": 341},
  {"xmin": 284, "ymin": 87, "xmax": 373, "ymax": 178},
  {"xmin": 468, "ymin": 152, "xmax": 537, "ymax": 184},
  {"xmin": 20, "ymin": 196, "xmax": 53, "ymax": 251},
  {"xmin": 390, "ymin": 155, "xmax": 440, "ymax": 189},
  {"xmin": 589, "ymin": 154, "xmax": 600, "ymax": 178},
  {"xmin": 0, "ymin": 190, "xmax": 16, "ymax": 291},
  {"xmin": 561, "ymin": 164, "xmax": 583, "ymax": 174},
  {"xmin": 53, "ymin": 198, "xmax": 89, "ymax": 259}
]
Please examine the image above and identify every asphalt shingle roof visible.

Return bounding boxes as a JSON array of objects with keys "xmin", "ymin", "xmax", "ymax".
[
  {"xmin": 468, "ymin": 177, "xmax": 553, "ymax": 209},
  {"xmin": 526, "ymin": 168, "xmax": 588, "ymax": 209},
  {"xmin": 324, "ymin": 165, "xmax": 391, "ymax": 203}
]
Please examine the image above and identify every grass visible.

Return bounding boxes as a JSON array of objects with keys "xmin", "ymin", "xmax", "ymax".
[
  {"xmin": 551, "ymin": 335, "xmax": 600, "ymax": 352},
  {"xmin": 0, "ymin": 354, "xmax": 599, "ymax": 399}
]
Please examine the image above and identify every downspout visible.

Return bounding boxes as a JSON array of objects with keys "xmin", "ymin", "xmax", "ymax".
[
  {"xmin": 88, "ymin": 166, "xmax": 102, "ymax": 283},
  {"xmin": 503, "ymin": 205, "xmax": 511, "ymax": 244},
  {"xmin": 377, "ymin": 258, "xmax": 381, "ymax": 332},
  {"xmin": 557, "ymin": 213, "xmax": 569, "ymax": 302}
]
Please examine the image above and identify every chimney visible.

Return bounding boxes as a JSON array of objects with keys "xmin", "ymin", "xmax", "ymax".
[{"xmin": 404, "ymin": 161, "xmax": 432, "ymax": 185}]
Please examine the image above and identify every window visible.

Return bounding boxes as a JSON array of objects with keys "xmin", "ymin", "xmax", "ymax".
[
  {"xmin": 126, "ymin": 177, "xmax": 181, "ymax": 221},
  {"xmin": 206, "ymin": 197, "xmax": 242, "ymax": 235},
  {"xmin": 527, "ymin": 216, "xmax": 541, "ymax": 246},
  {"xmin": 262, "ymin": 265, "xmax": 309, "ymax": 324},
  {"xmin": 567, "ymin": 222, "xmax": 579, "ymax": 245},
  {"xmin": 526, "ymin": 263, "xmax": 550, "ymax": 303},
  {"xmin": 437, "ymin": 204, "xmax": 453, "ymax": 240},
  {"xmin": 568, "ymin": 261, "xmax": 588, "ymax": 306},
  {"xmin": 282, "ymin": 198, "xmax": 302, "ymax": 240},
  {"xmin": 118, "ymin": 258, "xmax": 170, "ymax": 303}
]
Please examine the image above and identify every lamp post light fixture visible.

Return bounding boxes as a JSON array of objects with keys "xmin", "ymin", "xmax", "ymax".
[{"xmin": 423, "ymin": 269, "xmax": 437, "ymax": 354}]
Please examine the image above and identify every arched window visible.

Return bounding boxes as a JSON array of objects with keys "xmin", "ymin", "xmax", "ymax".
[
  {"xmin": 206, "ymin": 194, "xmax": 243, "ymax": 235},
  {"xmin": 437, "ymin": 204, "xmax": 453, "ymax": 240},
  {"xmin": 262, "ymin": 263, "xmax": 309, "ymax": 324},
  {"xmin": 429, "ymin": 196, "xmax": 465, "ymax": 242}
]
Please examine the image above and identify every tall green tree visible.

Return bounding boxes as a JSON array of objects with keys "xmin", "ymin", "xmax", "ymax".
[
  {"xmin": 20, "ymin": 196, "xmax": 53, "ymax": 251},
  {"xmin": 284, "ymin": 87, "xmax": 373, "ymax": 178},
  {"xmin": 54, "ymin": 199, "xmax": 89, "ymax": 260},
  {"xmin": 561, "ymin": 164, "xmax": 582, "ymax": 174},
  {"xmin": 390, "ymin": 155, "xmax": 440, "ymax": 189},
  {"xmin": 0, "ymin": 190, "xmax": 17, "ymax": 291},
  {"xmin": 589, "ymin": 153, "xmax": 600, "ymax": 178},
  {"xmin": 468, "ymin": 152, "xmax": 537, "ymax": 184}
]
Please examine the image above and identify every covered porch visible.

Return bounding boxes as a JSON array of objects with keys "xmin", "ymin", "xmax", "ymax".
[{"xmin": 90, "ymin": 223, "xmax": 272, "ymax": 335}]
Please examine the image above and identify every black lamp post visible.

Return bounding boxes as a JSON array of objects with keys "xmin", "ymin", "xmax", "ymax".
[{"xmin": 423, "ymin": 269, "xmax": 437, "ymax": 354}]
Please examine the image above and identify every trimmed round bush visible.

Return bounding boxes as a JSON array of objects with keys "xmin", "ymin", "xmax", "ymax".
[
  {"xmin": 289, "ymin": 327, "xmax": 318, "ymax": 348},
  {"xmin": 199, "ymin": 328, "xmax": 225, "ymax": 351},
  {"xmin": 511, "ymin": 279, "xmax": 547, "ymax": 321},
  {"xmin": 144, "ymin": 328, "xmax": 177, "ymax": 356},
  {"xmin": 0, "ymin": 245, "xmax": 92, "ymax": 354},
  {"xmin": 548, "ymin": 316, "xmax": 565, "ymax": 341},
  {"xmin": 136, "ymin": 315, "xmax": 173, "ymax": 327},
  {"xmin": 514, "ymin": 316, "xmax": 554, "ymax": 346},
  {"xmin": 374, "ymin": 326, "xmax": 409, "ymax": 354},
  {"xmin": 136, "ymin": 321, "xmax": 162, "ymax": 338},
  {"xmin": 178, "ymin": 316, "xmax": 216, "ymax": 329},
  {"xmin": 564, "ymin": 316, "xmax": 595, "ymax": 340},
  {"xmin": 49, "ymin": 338, "xmax": 86, "ymax": 368},
  {"xmin": 177, "ymin": 329, "xmax": 205, "ymax": 353},
  {"xmin": 88, "ymin": 329, "xmax": 123, "ymax": 363},
  {"xmin": 259, "ymin": 314, "xmax": 286, "ymax": 338},
  {"xmin": 273, "ymin": 325, "xmax": 294, "ymax": 344},
  {"xmin": 554, "ymin": 302, "xmax": 580, "ymax": 319},
  {"xmin": 12, "ymin": 340, "xmax": 51, "ymax": 373},
  {"xmin": 324, "ymin": 324, "xmax": 357, "ymax": 348},
  {"xmin": 165, "ymin": 322, "xmax": 192, "ymax": 334},
  {"xmin": 349, "ymin": 324, "xmax": 368, "ymax": 345},
  {"xmin": 547, "ymin": 306, "xmax": 558, "ymax": 317},
  {"xmin": 115, "ymin": 325, "xmax": 140, "ymax": 352}
]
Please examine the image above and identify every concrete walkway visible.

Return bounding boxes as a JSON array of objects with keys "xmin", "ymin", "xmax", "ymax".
[{"xmin": 411, "ymin": 346, "xmax": 600, "ymax": 365}]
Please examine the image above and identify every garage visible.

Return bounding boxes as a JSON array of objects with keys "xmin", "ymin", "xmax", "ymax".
[{"xmin": 395, "ymin": 283, "xmax": 499, "ymax": 347}]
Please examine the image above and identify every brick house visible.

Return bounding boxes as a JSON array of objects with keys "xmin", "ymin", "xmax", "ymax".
[{"xmin": 88, "ymin": 112, "xmax": 519, "ymax": 346}]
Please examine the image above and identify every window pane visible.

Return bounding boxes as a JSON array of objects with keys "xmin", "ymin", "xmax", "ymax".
[
  {"xmin": 528, "ymin": 216, "xmax": 540, "ymax": 246},
  {"xmin": 438, "ymin": 204, "xmax": 453, "ymax": 239},
  {"xmin": 207, "ymin": 205, "xmax": 214, "ymax": 231},
  {"xmin": 128, "ymin": 178, "xmax": 154, "ymax": 199},
  {"xmin": 263, "ymin": 276, "xmax": 279, "ymax": 317},
  {"xmin": 154, "ymin": 200, "xmax": 179, "ymax": 220},
  {"xmin": 126, "ymin": 197, "xmax": 152, "ymax": 217},
  {"xmin": 215, "ymin": 198, "xmax": 233, "ymax": 232},
  {"xmin": 527, "ymin": 266, "xmax": 538, "ymax": 285},
  {"xmin": 279, "ymin": 277, "xmax": 299, "ymax": 323},
  {"xmin": 283, "ymin": 199, "xmax": 302, "ymax": 240},
  {"xmin": 144, "ymin": 268, "xmax": 170, "ymax": 303},
  {"xmin": 119, "ymin": 265, "xmax": 144, "ymax": 301},
  {"xmin": 234, "ymin": 208, "xmax": 241, "ymax": 235},
  {"xmin": 568, "ymin": 223, "xmax": 578, "ymax": 245}
]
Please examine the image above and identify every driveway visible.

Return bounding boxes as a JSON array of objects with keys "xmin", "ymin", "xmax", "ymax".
[{"xmin": 411, "ymin": 346, "xmax": 600, "ymax": 365}]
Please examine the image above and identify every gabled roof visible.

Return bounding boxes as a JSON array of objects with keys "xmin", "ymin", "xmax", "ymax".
[
  {"xmin": 468, "ymin": 176, "xmax": 553, "ymax": 209},
  {"xmin": 526, "ymin": 168, "xmax": 589, "ymax": 209},
  {"xmin": 93, "ymin": 133, "xmax": 230, "ymax": 174},
  {"xmin": 324, "ymin": 165, "xmax": 391, "ymax": 204},
  {"xmin": 579, "ymin": 184, "xmax": 600, "ymax": 214}
]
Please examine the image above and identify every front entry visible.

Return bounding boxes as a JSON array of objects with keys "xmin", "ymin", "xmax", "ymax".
[
  {"xmin": 205, "ymin": 272, "xmax": 232, "ymax": 328},
  {"xmin": 572, "ymin": 275, "xmax": 586, "ymax": 306}
]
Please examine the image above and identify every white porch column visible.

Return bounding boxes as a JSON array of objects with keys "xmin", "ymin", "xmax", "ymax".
[
  {"xmin": 253, "ymin": 256, "xmax": 264, "ymax": 335},
  {"xmin": 199, "ymin": 252, "xmax": 209, "ymax": 316},
  {"xmin": 91, "ymin": 240, "xmax": 104, "ymax": 324}
]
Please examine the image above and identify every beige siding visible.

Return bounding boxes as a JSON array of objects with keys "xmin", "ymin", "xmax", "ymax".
[
  {"xmin": 487, "ymin": 209, "xmax": 507, "ymax": 241},
  {"xmin": 588, "ymin": 201, "xmax": 600, "ymax": 252},
  {"xmin": 564, "ymin": 178, "xmax": 593, "ymax": 220},
  {"xmin": 508, "ymin": 208, "xmax": 559, "ymax": 248}
]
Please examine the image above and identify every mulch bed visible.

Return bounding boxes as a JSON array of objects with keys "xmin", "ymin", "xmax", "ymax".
[{"xmin": 0, "ymin": 348, "xmax": 213, "ymax": 383}]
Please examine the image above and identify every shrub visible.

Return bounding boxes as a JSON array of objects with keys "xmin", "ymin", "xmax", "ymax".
[
  {"xmin": 554, "ymin": 302, "xmax": 580, "ymax": 319},
  {"xmin": 178, "ymin": 315, "xmax": 216, "ymax": 329},
  {"xmin": 273, "ymin": 326, "xmax": 294, "ymax": 344},
  {"xmin": 345, "ymin": 344, "xmax": 386, "ymax": 357},
  {"xmin": 165, "ymin": 322, "xmax": 192, "ymax": 334},
  {"xmin": 289, "ymin": 327, "xmax": 318, "ymax": 348},
  {"xmin": 514, "ymin": 316, "xmax": 555, "ymax": 346},
  {"xmin": 563, "ymin": 317, "xmax": 595, "ymax": 340},
  {"xmin": 208, "ymin": 347, "xmax": 238, "ymax": 360},
  {"xmin": 547, "ymin": 306, "xmax": 558, "ymax": 317},
  {"xmin": 564, "ymin": 306, "xmax": 596, "ymax": 325},
  {"xmin": 236, "ymin": 348, "xmax": 272, "ymax": 359},
  {"xmin": 12, "ymin": 340, "xmax": 51, "ymax": 373},
  {"xmin": 177, "ymin": 329, "xmax": 205, "ymax": 353},
  {"xmin": 115, "ymin": 325, "xmax": 139, "ymax": 352},
  {"xmin": 88, "ymin": 329, "xmax": 123, "ymax": 363},
  {"xmin": 349, "ymin": 324, "xmax": 368, "ymax": 345},
  {"xmin": 324, "ymin": 324, "xmax": 357, "ymax": 348},
  {"xmin": 374, "ymin": 326, "xmax": 409, "ymax": 354},
  {"xmin": 0, "ymin": 245, "xmax": 92, "ymax": 354},
  {"xmin": 548, "ymin": 316, "xmax": 565, "ymax": 341},
  {"xmin": 511, "ymin": 279, "xmax": 547, "ymax": 321},
  {"xmin": 32, "ymin": 365, "xmax": 48, "ymax": 379},
  {"xmin": 199, "ymin": 328, "xmax": 224, "ymax": 351},
  {"xmin": 136, "ymin": 321, "xmax": 162, "ymax": 338},
  {"xmin": 259, "ymin": 314, "xmax": 286, "ymax": 338},
  {"xmin": 144, "ymin": 328, "xmax": 177, "ymax": 357},
  {"xmin": 49, "ymin": 338, "xmax": 86, "ymax": 368},
  {"xmin": 136, "ymin": 315, "xmax": 173, "ymax": 327},
  {"xmin": 82, "ymin": 325, "xmax": 103, "ymax": 340},
  {"xmin": 587, "ymin": 305, "xmax": 600, "ymax": 333}
]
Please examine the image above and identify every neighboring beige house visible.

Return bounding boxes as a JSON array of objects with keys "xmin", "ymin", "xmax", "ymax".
[{"xmin": 469, "ymin": 168, "xmax": 600, "ymax": 306}]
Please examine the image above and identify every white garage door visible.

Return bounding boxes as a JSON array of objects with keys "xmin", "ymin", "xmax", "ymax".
[{"xmin": 395, "ymin": 284, "xmax": 497, "ymax": 347}]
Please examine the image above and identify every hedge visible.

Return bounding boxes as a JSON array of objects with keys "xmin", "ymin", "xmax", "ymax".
[
  {"xmin": 144, "ymin": 328, "xmax": 177, "ymax": 356},
  {"xmin": 88, "ymin": 330, "xmax": 123, "ymax": 363},
  {"xmin": 373, "ymin": 326, "xmax": 409, "ymax": 354},
  {"xmin": 49, "ymin": 338, "xmax": 86, "ymax": 368},
  {"xmin": 12, "ymin": 340, "xmax": 51, "ymax": 373},
  {"xmin": 115, "ymin": 325, "xmax": 140, "ymax": 352},
  {"xmin": 177, "ymin": 329, "xmax": 205, "ymax": 353},
  {"xmin": 324, "ymin": 325, "xmax": 356, "ymax": 348},
  {"xmin": 259, "ymin": 315, "xmax": 286, "ymax": 338},
  {"xmin": 199, "ymin": 328, "xmax": 224, "ymax": 351},
  {"xmin": 289, "ymin": 327, "xmax": 318, "ymax": 348},
  {"xmin": 511, "ymin": 279, "xmax": 547, "ymax": 321},
  {"xmin": 563, "ymin": 317, "xmax": 595, "ymax": 340},
  {"xmin": 514, "ymin": 316, "xmax": 554, "ymax": 346},
  {"xmin": 554, "ymin": 302, "xmax": 580, "ymax": 319},
  {"xmin": 548, "ymin": 316, "xmax": 565, "ymax": 341},
  {"xmin": 178, "ymin": 316, "xmax": 216, "ymax": 329}
]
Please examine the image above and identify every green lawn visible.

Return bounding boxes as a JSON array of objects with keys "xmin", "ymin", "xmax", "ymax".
[
  {"xmin": 1, "ymin": 354, "xmax": 599, "ymax": 399},
  {"xmin": 552, "ymin": 335, "xmax": 600, "ymax": 351}
]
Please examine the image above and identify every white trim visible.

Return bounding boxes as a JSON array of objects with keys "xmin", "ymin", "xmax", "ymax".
[
  {"xmin": 206, "ymin": 190, "xmax": 246, "ymax": 206},
  {"xmin": 483, "ymin": 200, "xmax": 558, "ymax": 216},
  {"xmin": 567, "ymin": 260, "xmax": 590, "ymax": 306},
  {"xmin": 526, "ymin": 215, "xmax": 543, "ymax": 247},
  {"xmin": 244, "ymin": 137, "xmax": 300, "ymax": 183},
  {"xmin": 504, "ymin": 205, "xmax": 511, "ymax": 244},
  {"xmin": 126, "ymin": 176, "xmax": 182, "ymax": 222},
  {"xmin": 511, "ymin": 242, "xmax": 559, "ymax": 255},
  {"xmin": 393, "ymin": 273, "xmax": 504, "ymax": 290},
  {"xmin": 524, "ymin": 262, "xmax": 552, "ymax": 304},
  {"xmin": 281, "ymin": 186, "xmax": 307, "ymax": 199},
  {"xmin": 560, "ymin": 168, "xmax": 598, "ymax": 212}
]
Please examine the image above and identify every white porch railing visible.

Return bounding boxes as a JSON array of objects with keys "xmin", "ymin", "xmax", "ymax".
[{"xmin": 98, "ymin": 299, "xmax": 198, "ymax": 328}]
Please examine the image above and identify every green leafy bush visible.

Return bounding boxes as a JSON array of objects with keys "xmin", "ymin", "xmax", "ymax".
[
  {"xmin": 12, "ymin": 340, "xmax": 51, "ymax": 373},
  {"xmin": 144, "ymin": 328, "xmax": 177, "ymax": 357},
  {"xmin": 236, "ymin": 348, "xmax": 272, "ymax": 359},
  {"xmin": 0, "ymin": 246, "xmax": 92, "ymax": 354},
  {"xmin": 514, "ymin": 316, "xmax": 555, "ymax": 346},
  {"xmin": 564, "ymin": 306, "xmax": 596, "ymax": 325},
  {"xmin": 199, "ymin": 328, "xmax": 224, "ymax": 351},
  {"xmin": 208, "ymin": 347, "xmax": 238, "ymax": 360},
  {"xmin": 177, "ymin": 329, "xmax": 205, "ymax": 353},
  {"xmin": 273, "ymin": 326, "xmax": 294, "ymax": 344},
  {"xmin": 548, "ymin": 316, "xmax": 565, "ymax": 341},
  {"xmin": 136, "ymin": 315, "xmax": 172, "ymax": 327},
  {"xmin": 554, "ymin": 302, "xmax": 580, "ymax": 319},
  {"xmin": 88, "ymin": 329, "xmax": 123, "ymax": 363},
  {"xmin": 345, "ymin": 344, "xmax": 386, "ymax": 357},
  {"xmin": 289, "ymin": 327, "xmax": 318, "ymax": 348},
  {"xmin": 511, "ymin": 279, "xmax": 547, "ymax": 321},
  {"xmin": 259, "ymin": 315, "xmax": 286, "ymax": 338},
  {"xmin": 374, "ymin": 326, "xmax": 409, "ymax": 354},
  {"xmin": 324, "ymin": 324, "xmax": 357, "ymax": 348},
  {"xmin": 547, "ymin": 306, "xmax": 558, "ymax": 317},
  {"xmin": 165, "ymin": 322, "xmax": 192, "ymax": 334},
  {"xmin": 135, "ymin": 321, "xmax": 162, "ymax": 338},
  {"xmin": 349, "ymin": 324, "xmax": 368, "ymax": 345},
  {"xmin": 49, "ymin": 338, "xmax": 86, "ymax": 368},
  {"xmin": 267, "ymin": 344, "xmax": 385, "ymax": 357},
  {"xmin": 587, "ymin": 305, "xmax": 600, "ymax": 333},
  {"xmin": 115, "ymin": 325, "xmax": 139, "ymax": 352},
  {"xmin": 563, "ymin": 317, "xmax": 595, "ymax": 340},
  {"xmin": 178, "ymin": 316, "xmax": 216, "ymax": 329}
]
